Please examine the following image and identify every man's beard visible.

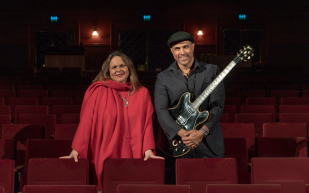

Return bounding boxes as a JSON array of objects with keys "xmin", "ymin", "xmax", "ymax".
[{"xmin": 178, "ymin": 54, "xmax": 190, "ymax": 66}]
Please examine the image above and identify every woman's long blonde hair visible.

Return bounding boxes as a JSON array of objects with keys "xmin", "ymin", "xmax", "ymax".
[{"xmin": 93, "ymin": 51, "xmax": 141, "ymax": 93}]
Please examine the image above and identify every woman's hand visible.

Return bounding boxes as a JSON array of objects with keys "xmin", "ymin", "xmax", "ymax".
[
  {"xmin": 144, "ymin": 149, "xmax": 165, "ymax": 161},
  {"xmin": 60, "ymin": 149, "xmax": 79, "ymax": 162}
]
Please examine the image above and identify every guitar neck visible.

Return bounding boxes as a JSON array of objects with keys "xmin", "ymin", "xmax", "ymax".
[{"xmin": 191, "ymin": 57, "xmax": 239, "ymax": 110}]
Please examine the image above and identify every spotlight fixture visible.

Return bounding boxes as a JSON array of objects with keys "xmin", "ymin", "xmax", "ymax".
[
  {"xmin": 197, "ymin": 28, "xmax": 203, "ymax": 36},
  {"xmin": 92, "ymin": 29, "xmax": 98, "ymax": 36}
]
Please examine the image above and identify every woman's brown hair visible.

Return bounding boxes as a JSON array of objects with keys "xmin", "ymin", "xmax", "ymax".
[{"xmin": 92, "ymin": 51, "xmax": 141, "ymax": 93}]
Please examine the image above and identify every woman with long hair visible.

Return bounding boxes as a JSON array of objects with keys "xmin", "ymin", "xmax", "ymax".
[{"xmin": 61, "ymin": 51, "xmax": 163, "ymax": 189}]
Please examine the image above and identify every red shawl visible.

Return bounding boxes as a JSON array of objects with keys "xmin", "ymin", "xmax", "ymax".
[{"xmin": 72, "ymin": 80, "xmax": 155, "ymax": 189}]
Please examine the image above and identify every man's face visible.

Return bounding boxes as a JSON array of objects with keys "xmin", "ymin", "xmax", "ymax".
[{"xmin": 170, "ymin": 40, "xmax": 195, "ymax": 66}]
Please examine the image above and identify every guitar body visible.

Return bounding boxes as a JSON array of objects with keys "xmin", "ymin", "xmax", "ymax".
[{"xmin": 167, "ymin": 92, "xmax": 210, "ymax": 157}]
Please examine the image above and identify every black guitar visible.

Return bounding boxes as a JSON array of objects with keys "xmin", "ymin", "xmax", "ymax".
[{"xmin": 165, "ymin": 45, "xmax": 254, "ymax": 157}]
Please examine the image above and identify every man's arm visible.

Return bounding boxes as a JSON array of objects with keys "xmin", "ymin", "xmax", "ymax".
[{"xmin": 154, "ymin": 73, "xmax": 183, "ymax": 140}]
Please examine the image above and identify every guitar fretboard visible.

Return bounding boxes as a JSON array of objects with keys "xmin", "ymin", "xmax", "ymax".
[{"xmin": 191, "ymin": 56, "xmax": 241, "ymax": 110}]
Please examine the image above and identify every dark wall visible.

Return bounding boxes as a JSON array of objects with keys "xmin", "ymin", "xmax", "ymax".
[{"xmin": 0, "ymin": 0, "xmax": 308, "ymax": 71}]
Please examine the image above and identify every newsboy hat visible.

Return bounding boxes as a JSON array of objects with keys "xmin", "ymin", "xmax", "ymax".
[{"xmin": 167, "ymin": 31, "xmax": 194, "ymax": 47}]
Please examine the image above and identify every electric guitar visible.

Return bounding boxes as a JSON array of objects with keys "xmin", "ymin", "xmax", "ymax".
[{"xmin": 165, "ymin": 45, "xmax": 254, "ymax": 157}]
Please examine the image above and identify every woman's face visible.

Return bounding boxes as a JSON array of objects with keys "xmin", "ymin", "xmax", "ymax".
[{"xmin": 109, "ymin": 56, "xmax": 130, "ymax": 84}]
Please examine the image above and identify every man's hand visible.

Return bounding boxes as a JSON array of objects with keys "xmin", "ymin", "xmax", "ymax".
[{"xmin": 181, "ymin": 130, "xmax": 203, "ymax": 149}]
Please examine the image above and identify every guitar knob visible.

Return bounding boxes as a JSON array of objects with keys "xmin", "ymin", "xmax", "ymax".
[
  {"xmin": 175, "ymin": 148, "xmax": 178, "ymax": 152},
  {"xmin": 179, "ymin": 140, "xmax": 182, "ymax": 144},
  {"xmin": 183, "ymin": 149, "xmax": 186, "ymax": 152}
]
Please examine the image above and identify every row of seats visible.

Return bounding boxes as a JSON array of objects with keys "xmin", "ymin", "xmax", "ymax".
[
  {"xmin": 2, "ymin": 157, "xmax": 309, "ymax": 193},
  {"xmin": 0, "ymin": 124, "xmax": 307, "ymax": 185},
  {"xmin": 225, "ymin": 97, "xmax": 309, "ymax": 113},
  {"xmin": 0, "ymin": 104, "xmax": 81, "ymax": 122},
  {"xmin": 0, "ymin": 84, "xmax": 90, "ymax": 98},
  {"xmin": 220, "ymin": 112, "xmax": 309, "ymax": 136},
  {"xmin": 0, "ymin": 115, "xmax": 79, "ymax": 139}
]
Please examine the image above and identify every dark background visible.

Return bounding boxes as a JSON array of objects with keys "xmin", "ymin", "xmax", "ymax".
[{"xmin": 0, "ymin": 0, "xmax": 308, "ymax": 71}]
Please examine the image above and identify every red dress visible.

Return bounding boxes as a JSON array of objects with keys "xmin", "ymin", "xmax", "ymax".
[{"xmin": 71, "ymin": 80, "xmax": 156, "ymax": 189}]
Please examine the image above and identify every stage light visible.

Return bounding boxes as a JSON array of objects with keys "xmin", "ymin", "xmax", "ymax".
[{"xmin": 92, "ymin": 29, "xmax": 98, "ymax": 36}]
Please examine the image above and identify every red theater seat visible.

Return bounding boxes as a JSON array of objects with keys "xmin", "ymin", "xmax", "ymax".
[
  {"xmin": 8, "ymin": 97, "xmax": 38, "ymax": 119},
  {"xmin": 0, "ymin": 140, "xmax": 16, "ymax": 160},
  {"xmin": 17, "ymin": 85, "xmax": 43, "ymax": 97},
  {"xmin": 2, "ymin": 124, "xmax": 45, "ymax": 166},
  {"xmin": 279, "ymin": 105, "xmax": 309, "ymax": 113},
  {"xmin": 14, "ymin": 105, "xmax": 48, "ymax": 124},
  {"xmin": 303, "ymin": 90, "xmax": 309, "ymax": 97},
  {"xmin": 219, "ymin": 113, "xmax": 229, "ymax": 123},
  {"xmin": 241, "ymin": 105, "xmax": 276, "ymax": 119},
  {"xmin": 73, "ymin": 97, "xmax": 84, "ymax": 105},
  {"xmin": 27, "ymin": 158, "xmax": 89, "ymax": 185},
  {"xmin": 23, "ymin": 185, "xmax": 97, "ymax": 193},
  {"xmin": 61, "ymin": 114, "xmax": 80, "ymax": 124},
  {"xmin": 116, "ymin": 184, "xmax": 191, "ymax": 193},
  {"xmin": 0, "ymin": 105, "xmax": 11, "ymax": 115},
  {"xmin": 52, "ymin": 90, "xmax": 79, "ymax": 98},
  {"xmin": 206, "ymin": 184, "xmax": 282, "ymax": 193},
  {"xmin": 235, "ymin": 113, "xmax": 275, "ymax": 136},
  {"xmin": 45, "ymin": 85, "xmax": 71, "ymax": 97},
  {"xmin": 0, "ymin": 97, "xmax": 3, "ymax": 105},
  {"xmin": 176, "ymin": 158, "xmax": 237, "ymax": 193},
  {"xmin": 0, "ymin": 115, "xmax": 11, "ymax": 138},
  {"xmin": 54, "ymin": 124, "xmax": 78, "ymax": 140},
  {"xmin": 256, "ymin": 137, "xmax": 307, "ymax": 157},
  {"xmin": 20, "ymin": 139, "xmax": 73, "ymax": 190},
  {"xmin": 223, "ymin": 105, "xmax": 236, "ymax": 122},
  {"xmin": 53, "ymin": 105, "xmax": 81, "ymax": 124},
  {"xmin": 73, "ymin": 84, "xmax": 89, "ymax": 98},
  {"xmin": 0, "ymin": 90, "xmax": 16, "ymax": 105},
  {"xmin": 224, "ymin": 138, "xmax": 250, "ymax": 184},
  {"xmin": 271, "ymin": 90, "xmax": 299, "ymax": 107},
  {"xmin": 0, "ymin": 85, "xmax": 14, "ymax": 91},
  {"xmin": 263, "ymin": 123, "xmax": 308, "ymax": 139},
  {"xmin": 20, "ymin": 90, "xmax": 48, "ymax": 105},
  {"xmin": 25, "ymin": 139, "xmax": 72, "ymax": 168},
  {"xmin": 251, "ymin": 157, "xmax": 309, "ymax": 193},
  {"xmin": 42, "ymin": 97, "xmax": 72, "ymax": 114},
  {"xmin": 246, "ymin": 97, "xmax": 276, "ymax": 107},
  {"xmin": 18, "ymin": 114, "xmax": 56, "ymax": 139},
  {"xmin": 225, "ymin": 97, "xmax": 241, "ymax": 113},
  {"xmin": 103, "ymin": 158, "xmax": 165, "ymax": 193},
  {"xmin": 221, "ymin": 123, "xmax": 255, "ymax": 163},
  {"xmin": 281, "ymin": 97, "xmax": 309, "ymax": 105},
  {"xmin": 239, "ymin": 91, "xmax": 268, "ymax": 105},
  {"xmin": 0, "ymin": 159, "xmax": 15, "ymax": 193},
  {"xmin": 225, "ymin": 85, "xmax": 240, "ymax": 97},
  {"xmin": 280, "ymin": 113, "xmax": 309, "ymax": 125}
]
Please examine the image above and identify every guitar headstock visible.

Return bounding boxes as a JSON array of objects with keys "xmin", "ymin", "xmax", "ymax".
[{"xmin": 235, "ymin": 45, "xmax": 254, "ymax": 63}]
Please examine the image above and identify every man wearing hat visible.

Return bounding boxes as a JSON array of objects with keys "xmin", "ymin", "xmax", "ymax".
[{"xmin": 154, "ymin": 31, "xmax": 225, "ymax": 158}]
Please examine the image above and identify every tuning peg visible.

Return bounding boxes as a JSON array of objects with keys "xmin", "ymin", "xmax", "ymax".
[
  {"xmin": 244, "ymin": 59, "xmax": 247, "ymax": 62},
  {"xmin": 247, "ymin": 56, "xmax": 251, "ymax": 59},
  {"xmin": 251, "ymin": 53, "xmax": 254, "ymax": 57}
]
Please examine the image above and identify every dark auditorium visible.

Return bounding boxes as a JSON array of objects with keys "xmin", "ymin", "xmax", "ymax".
[{"xmin": 0, "ymin": 0, "xmax": 309, "ymax": 193}]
